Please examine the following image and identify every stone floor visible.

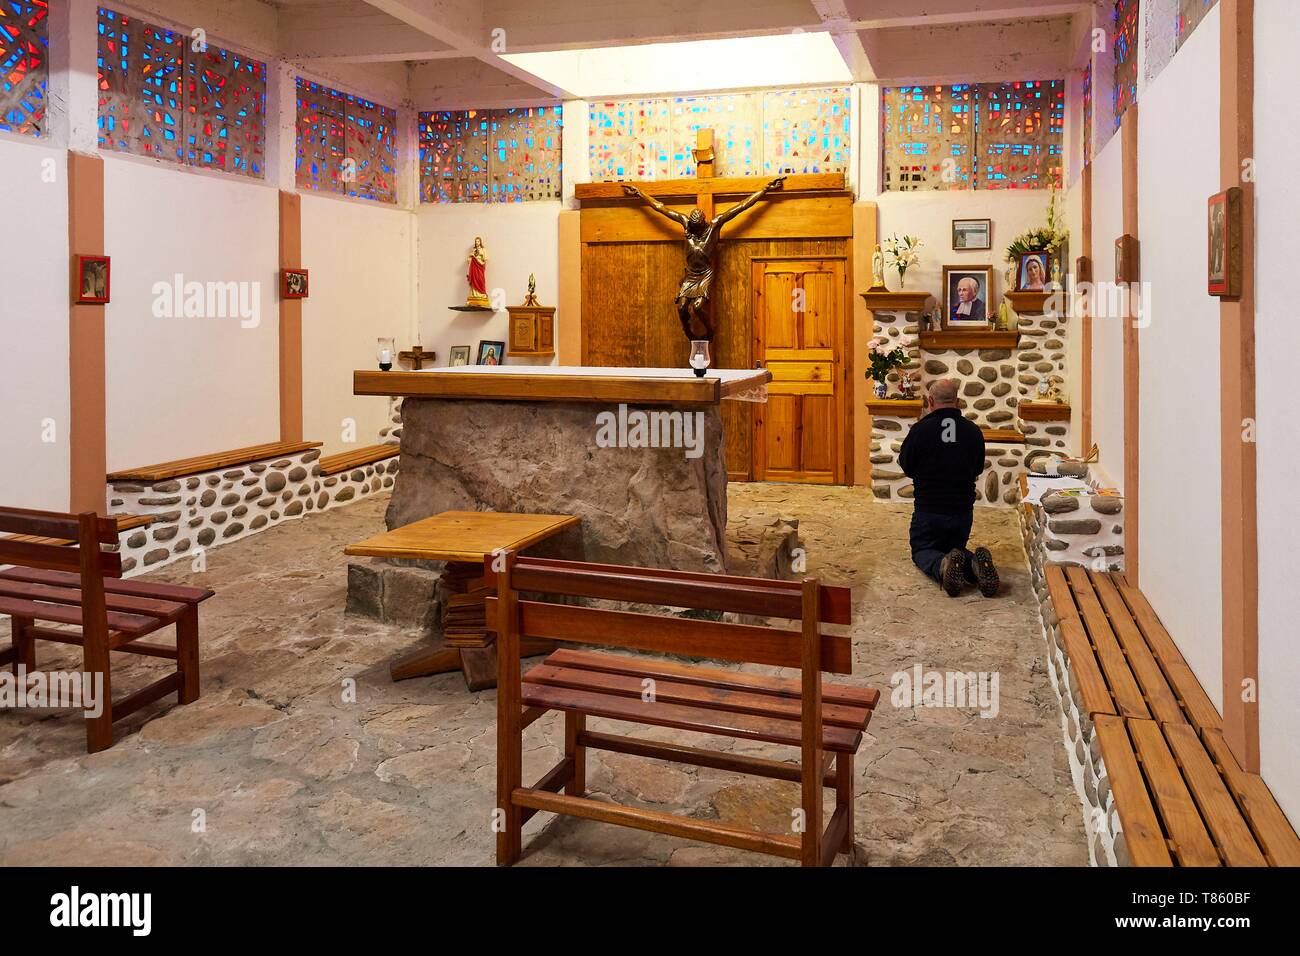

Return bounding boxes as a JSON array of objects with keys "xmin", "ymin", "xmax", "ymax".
[{"xmin": 0, "ymin": 485, "xmax": 1087, "ymax": 866}]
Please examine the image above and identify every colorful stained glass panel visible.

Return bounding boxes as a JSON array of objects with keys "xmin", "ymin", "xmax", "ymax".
[
  {"xmin": 882, "ymin": 85, "xmax": 975, "ymax": 191},
  {"xmin": 0, "ymin": 0, "xmax": 48, "ymax": 136}
]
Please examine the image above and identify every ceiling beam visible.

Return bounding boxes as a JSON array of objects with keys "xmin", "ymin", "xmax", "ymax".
[
  {"xmin": 360, "ymin": 0, "xmax": 571, "ymax": 96},
  {"xmin": 809, "ymin": 0, "xmax": 878, "ymax": 81},
  {"xmin": 279, "ymin": 6, "xmax": 455, "ymax": 62},
  {"xmin": 858, "ymin": 15, "xmax": 1075, "ymax": 85}
]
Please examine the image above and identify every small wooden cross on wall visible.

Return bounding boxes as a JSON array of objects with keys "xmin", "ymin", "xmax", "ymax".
[{"xmin": 398, "ymin": 345, "xmax": 435, "ymax": 369}]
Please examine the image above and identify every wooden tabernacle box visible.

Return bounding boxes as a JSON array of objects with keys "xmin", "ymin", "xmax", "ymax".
[{"xmin": 507, "ymin": 290, "xmax": 555, "ymax": 357}]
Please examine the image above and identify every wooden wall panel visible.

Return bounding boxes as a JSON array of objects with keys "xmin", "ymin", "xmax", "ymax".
[{"xmin": 581, "ymin": 232, "xmax": 848, "ymax": 479}]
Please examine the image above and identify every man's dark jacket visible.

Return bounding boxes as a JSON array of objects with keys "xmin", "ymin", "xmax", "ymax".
[{"xmin": 897, "ymin": 407, "xmax": 986, "ymax": 515}]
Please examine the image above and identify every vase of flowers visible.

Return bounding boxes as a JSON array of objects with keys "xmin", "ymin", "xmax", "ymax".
[
  {"xmin": 1004, "ymin": 185, "xmax": 1069, "ymax": 274},
  {"xmin": 867, "ymin": 337, "xmax": 910, "ymax": 398},
  {"xmin": 882, "ymin": 233, "xmax": 923, "ymax": 289}
]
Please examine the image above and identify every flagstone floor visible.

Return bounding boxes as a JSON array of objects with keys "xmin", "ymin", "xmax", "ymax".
[{"xmin": 0, "ymin": 485, "xmax": 1086, "ymax": 866}]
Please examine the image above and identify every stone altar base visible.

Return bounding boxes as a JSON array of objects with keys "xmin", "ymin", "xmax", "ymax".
[{"xmin": 387, "ymin": 397, "xmax": 730, "ymax": 572}]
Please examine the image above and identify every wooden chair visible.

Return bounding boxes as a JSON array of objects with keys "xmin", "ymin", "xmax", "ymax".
[
  {"xmin": 0, "ymin": 507, "xmax": 214, "ymax": 753},
  {"xmin": 485, "ymin": 553, "xmax": 877, "ymax": 867}
]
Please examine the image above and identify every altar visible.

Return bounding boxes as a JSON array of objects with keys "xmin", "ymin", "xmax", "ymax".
[{"xmin": 353, "ymin": 365, "xmax": 771, "ymax": 572}]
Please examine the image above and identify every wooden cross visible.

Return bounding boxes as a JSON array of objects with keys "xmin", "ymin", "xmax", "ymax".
[{"xmin": 398, "ymin": 345, "xmax": 435, "ymax": 369}]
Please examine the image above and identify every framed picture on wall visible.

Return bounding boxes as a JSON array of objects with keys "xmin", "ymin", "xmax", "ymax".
[
  {"xmin": 942, "ymin": 265, "xmax": 993, "ymax": 329},
  {"xmin": 951, "ymin": 218, "xmax": 991, "ymax": 251},
  {"xmin": 1016, "ymin": 251, "xmax": 1052, "ymax": 291},
  {"xmin": 281, "ymin": 268, "xmax": 309, "ymax": 299},
  {"xmin": 476, "ymin": 340, "xmax": 505, "ymax": 366},
  {"xmin": 1207, "ymin": 187, "xmax": 1242, "ymax": 297},
  {"xmin": 73, "ymin": 254, "xmax": 111, "ymax": 304},
  {"xmin": 448, "ymin": 345, "xmax": 471, "ymax": 367},
  {"xmin": 1115, "ymin": 234, "xmax": 1140, "ymax": 284}
]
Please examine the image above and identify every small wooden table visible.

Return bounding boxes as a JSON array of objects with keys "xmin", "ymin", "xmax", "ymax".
[{"xmin": 345, "ymin": 510, "xmax": 579, "ymax": 690}]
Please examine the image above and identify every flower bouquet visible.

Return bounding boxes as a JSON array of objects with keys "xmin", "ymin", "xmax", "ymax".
[
  {"xmin": 882, "ymin": 234, "xmax": 923, "ymax": 289},
  {"xmin": 867, "ymin": 337, "xmax": 910, "ymax": 399}
]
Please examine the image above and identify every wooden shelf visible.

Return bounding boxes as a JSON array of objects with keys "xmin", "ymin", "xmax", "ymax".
[
  {"xmin": 1004, "ymin": 290, "xmax": 1059, "ymax": 314},
  {"xmin": 865, "ymin": 398, "xmax": 922, "ymax": 417},
  {"xmin": 982, "ymin": 428, "xmax": 1025, "ymax": 444},
  {"xmin": 1018, "ymin": 401, "xmax": 1071, "ymax": 422},
  {"xmin": 920, "ymin": 330, "xmax": 1019, "ymax": 351},
  {"xmin": 860, "ymin": 291, "xmax": 933, "ymax": 313}
]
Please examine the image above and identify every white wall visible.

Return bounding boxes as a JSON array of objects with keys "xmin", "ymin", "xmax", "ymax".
[
  {"xmin": 301, "ymin": 194, "xmax": 414, "ymax": 454},
  {"xmin": 1136, "ymin": 6, "xmax": 1222, "ymax": 711},
  {"xmin": 0, "ymin": 137, "xmax": 70, "ymax": 509},
  {"xmin": 103, "ymin": 156, "xmax": 280, "ymax": 470},
  {"xmin": 1064, "ymin": 172, "xmax": 1086, "ymax": 455},
  {"xmin": 1088, "ymin": 134, "xmax": 1125, "ymax": 489},
  {"xmin": 416, "ymin": 202, "xmax": 562, "ymax": 367},
  {"xmin": 1255, "ymin": 0, "xmax": 1300, "ymax": 824},
  {"xmin": 874, "ymin": 189, "xmax": 1053, "ymax": 310}
]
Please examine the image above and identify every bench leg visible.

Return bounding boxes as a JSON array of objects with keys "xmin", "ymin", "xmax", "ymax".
[
  {"xmin": 176, "ymin": 606, "xmax": 201, "ymax": 704},
  {"xmin": 564, "ymin": 711, "xmax": 586, "ymax": 797},
  {"xmin": 836, "ymin": 753, "xmax": 854, "ymax": 854},
  {"xmin": 9, "ymin": 616, "xmax": 34, "ymax": 676},
  {"xmin": 82, "ymin": 630, "xmax": 113, "ymax": 755}
]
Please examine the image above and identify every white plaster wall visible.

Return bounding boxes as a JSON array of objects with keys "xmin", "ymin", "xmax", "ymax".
[
  {"xmin": 103, "ymin": 156, "xmax": 280, "ymax": 470},
  {"xmin": 416, "ymin": 202, "xmax": 561, "ymax": 368},
  {"xmin": 1255, "ymin": 0, "xmax": 1300, "ymax": 825},
  {"xmin": 1088, "ymin": 135, "xmax": 1125, "ymax": 489},
  {"xmin": 873, "ymin": 189, "xmax": 1052, "ymax": 307},
  {"xmin": 1064, "ymin": 174, "xmax": 1085, "ymax": 455},
  {"xmin": 1136, "ymin": 6, "xmax": 1222, "ymax": 712},
  {"xmin": 0, "ymin": 138, "xmax": 70, "ymax": 509},
  {"xmin": 301, "ymin": 194, "xmax": 414, "ymax": 455}
]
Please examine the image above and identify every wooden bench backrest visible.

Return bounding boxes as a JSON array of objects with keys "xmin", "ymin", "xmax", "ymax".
[
  {"xmin": 0, "ymin": 509, "xmax": 122, "ymax": 605},
  {"xmin": 485, "ymin": 554, "xmax": 852, "ymax": 675}
]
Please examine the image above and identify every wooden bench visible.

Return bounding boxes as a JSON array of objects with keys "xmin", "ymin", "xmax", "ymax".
[
  {"xmin": 0, "ymin": 513, "xmax": 155, "ymax": 549},
  {"xmin": 485, "ymin": 554, "xmax": 878, "ymax": 867},
  {"xmin": 318, "ymin": 444, "xmax": 399, "ymax": 476},
  {"xmin": 1045, "ymin": 565, "xmax": 1300, "ymax": 866},
  {"xmin": 0, "ymin": 506, "xmax": 214, "ymax": 753},
  {"xmin": 107, "ymin": 440, "xmax": 322, "ymax": 482}
]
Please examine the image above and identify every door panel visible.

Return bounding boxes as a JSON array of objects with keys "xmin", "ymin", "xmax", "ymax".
[{"xmin": 752, "ymin": 258, "xmax": 845, "ymax": 484}]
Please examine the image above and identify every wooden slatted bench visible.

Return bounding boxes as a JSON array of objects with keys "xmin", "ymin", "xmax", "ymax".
[
  {"xmin": 485, "ymin": 553, "xmax": 878, "ymax": 867},
  {"xmin": 318, "ymin": 444, "xmax": 399, "ymax": 476},
  {"xmin": 1, "ymin": 514, "xmax": 155, "ymax": 548},
  {"xmin": 0, "ymin": 506, "xmax": 214, "ymax": 753},
  {"xmin": 107, "ymin": 441, "xmax": 322, "ymax": 482},
  {"xmin": 1043, "ymin": 564, "xmax": 1300, "ymax": 866}
]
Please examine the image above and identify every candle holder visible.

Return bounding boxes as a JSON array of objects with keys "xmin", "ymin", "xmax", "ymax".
[
  {"xmin": 376, "ymin": 337, "xmax": 395, "ymax": 372},
  {"xmin": 688, "ymin": 340, "xmax": 711, "ymax": 379}
]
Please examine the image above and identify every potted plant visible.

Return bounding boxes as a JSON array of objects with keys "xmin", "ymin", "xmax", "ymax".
[{"xmin": 867, "ymin": 337, "xmax": 910, "ymax": 399}]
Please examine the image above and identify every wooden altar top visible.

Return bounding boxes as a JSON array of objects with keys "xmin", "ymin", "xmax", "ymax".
[{"xmin": 353, "ymin": 365, "xmax": 771, "ymax": 406}]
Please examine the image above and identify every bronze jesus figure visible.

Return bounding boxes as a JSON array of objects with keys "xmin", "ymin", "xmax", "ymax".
[{"xmin": 621, "ymin": 176, "xmax": 786, "ymax": 341}]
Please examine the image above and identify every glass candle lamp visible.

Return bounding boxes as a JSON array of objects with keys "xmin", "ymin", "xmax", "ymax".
[
  {"xmin": 377, "ymin": 337, "xmax": 395, "ymax": 371},
  {"xmin": 689, "ymin": 340, "xmax": 711, "ymax": 379}
]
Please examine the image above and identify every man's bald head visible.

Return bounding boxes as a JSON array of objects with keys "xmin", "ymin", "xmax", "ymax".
[{"xmin": 927, "ymin": 378, "xmax": 960, "ymax": 408}]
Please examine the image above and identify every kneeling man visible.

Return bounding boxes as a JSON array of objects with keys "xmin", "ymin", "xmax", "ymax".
[{"xmin": 897, "ymin": 379, "xmax": 999, "ymax": 597}]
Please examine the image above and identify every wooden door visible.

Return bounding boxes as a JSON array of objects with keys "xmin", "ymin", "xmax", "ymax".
[{"xmin": 751, "ymin": 258, "xmax": 846, "ymax": 484}]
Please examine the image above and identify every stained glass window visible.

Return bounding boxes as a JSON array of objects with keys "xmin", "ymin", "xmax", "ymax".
[
  {"xmin": 418, "ymin": 106, "xmax": 561, "ymax": 203},
  {"xmin": 883, "ymin": 82, "xmax": 1063, "ymax": 191},
  {"xmin": 587, "ymin": 87, "xmax": 850, "ymax": 182},
  {"xmin": 882, "ymin": 85, "xmax": 974, "ymax": 191},
  {"xmin": 1177, "ymin": 0, "xmax": 1218, "ymax": 50},
  {"xmin": 295, "ymin": 78, "xmax": 398, "ymax": 203},
  {"xmin": 1113, "ymin": 0, "xmax": 1139, "ymax": 127},
  {"xmin": 976, "ymin": 81, "xmax": 1064, "ymax": 189},
  {"xmin": 97, "ymin": 7, "xmax": 265, "ymax": 177},
  {"xmin": 0, "ymin": 0, "xmax": 48, "ymax": 137},
  {"xmin": 1082, "ymin": 63, "xmax": 1093, "ymax": 167}
]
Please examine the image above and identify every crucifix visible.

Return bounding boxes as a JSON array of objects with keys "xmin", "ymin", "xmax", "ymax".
[
  {"xmin": 398, "ymin": 345, "xmax": 436, "ymax": 369},
  {"xmin": 618, "ymin": 128, "xmax": 786, "ymax": 342}
]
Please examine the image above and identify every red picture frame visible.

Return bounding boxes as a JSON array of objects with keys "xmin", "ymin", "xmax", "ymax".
[
  {"xmin": 1207, "ymin": 188, "xmax": 1241, "ymax": 297},
  {"xmin": 281, "ymin": 268, "xmax": 309, "ymax": 299},
  {"xmin": 73, "ymin": 254, "xmax": 111, "ymax": 304}
]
